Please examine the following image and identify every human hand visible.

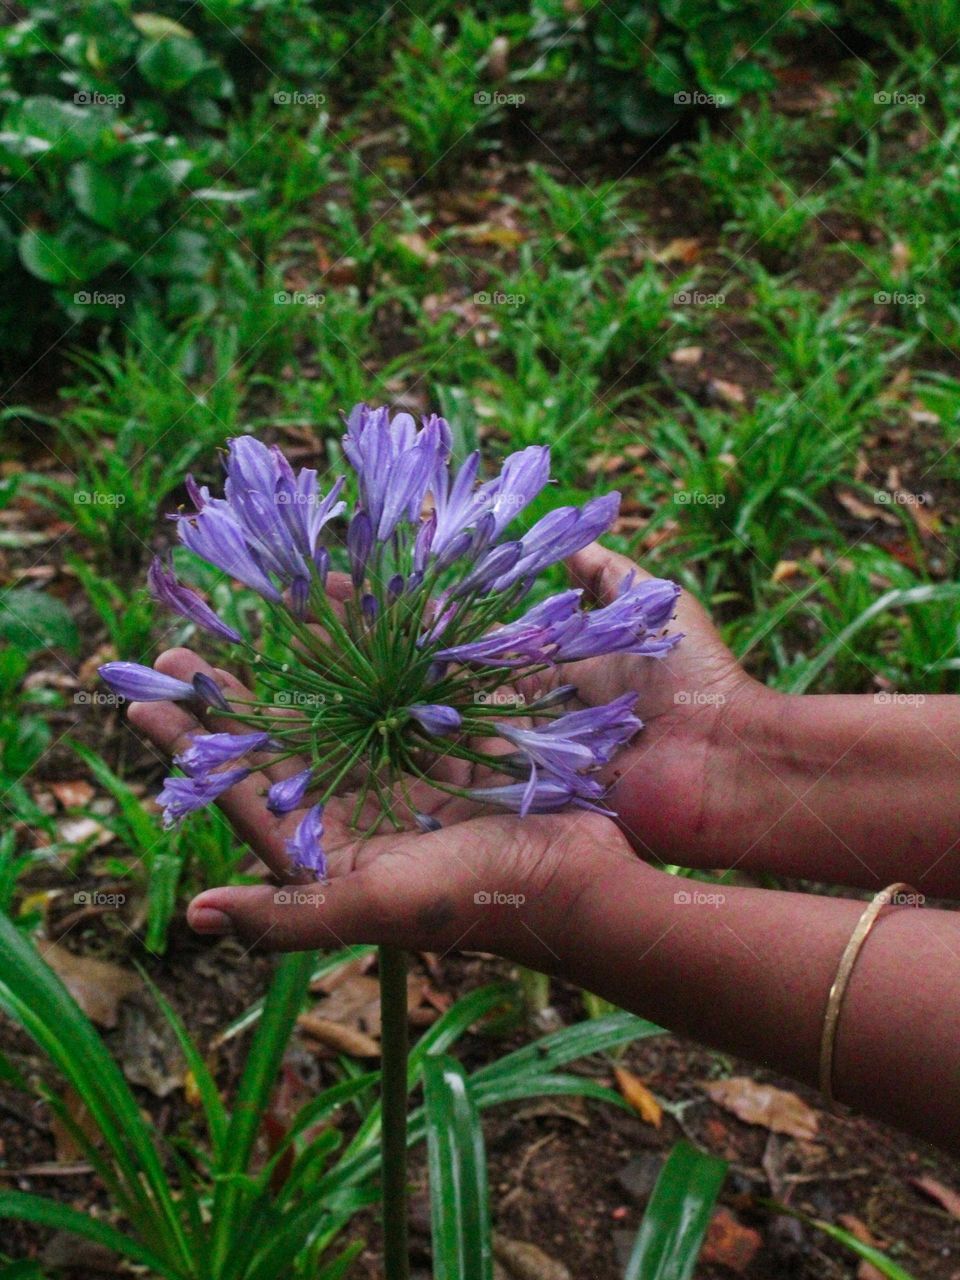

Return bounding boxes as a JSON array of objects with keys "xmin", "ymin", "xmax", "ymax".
[
  {"xmin": 543, "ymin": 542, "xmax": 776, "ymax": 866},
  {"xmin": 128, "ymin": 648, "xmax": 638, "ymax": 962}
]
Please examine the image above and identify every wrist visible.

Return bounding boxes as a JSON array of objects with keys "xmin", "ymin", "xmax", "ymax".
[{"xmin": 690, "ymin": 677, "xmax": 790, "ymax": 866}]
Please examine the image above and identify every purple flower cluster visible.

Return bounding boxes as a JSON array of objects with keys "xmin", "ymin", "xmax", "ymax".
[{"xmin": 100, "ymin": 405, "xmax": 682, "ymax": 878}]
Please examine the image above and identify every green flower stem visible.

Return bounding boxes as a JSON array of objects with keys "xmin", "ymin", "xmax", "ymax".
[{"xmin": 379, "ymin": 944, "xmax": 410, "ymax": 1280}]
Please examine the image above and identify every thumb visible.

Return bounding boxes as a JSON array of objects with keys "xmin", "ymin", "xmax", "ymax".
[
  {"xmin": 567, "ymin": 541, "xmax": 653, "ymax": 606},
  {"xmin": 187, "ymin": 849, "xmax": 462, "ymax": 953}
]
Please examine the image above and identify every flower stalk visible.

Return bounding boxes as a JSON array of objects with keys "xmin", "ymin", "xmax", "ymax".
[{"xmin": 379, "ymin": 945, "xmax": 410, "ymax": 1280}]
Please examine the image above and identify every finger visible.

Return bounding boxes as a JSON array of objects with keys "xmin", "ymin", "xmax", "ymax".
[
  {"xmin": 186, "ymin": 817, "xmax": 529, "ymax": 955},
  {"xmin": 567, "ymin": 541, "xmax": 653, "ymax": 605},
  {"xmin": 154, "ymin": 648, "xmax": 310, "ymax": 783},
  {"xmin": 127, "ymin": 692, "xmax": 312, "ymax": 878}
]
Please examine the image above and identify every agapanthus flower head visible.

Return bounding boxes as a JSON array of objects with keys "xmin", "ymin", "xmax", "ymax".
[{"xmin": 102, "ymin": 405, "xmax": 682, "ymax": 878}]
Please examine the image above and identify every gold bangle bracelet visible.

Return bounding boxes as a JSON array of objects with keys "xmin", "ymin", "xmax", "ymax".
[{"xmin": 818, "ymin": 882, "xmax": 921, "ymax": 1103}]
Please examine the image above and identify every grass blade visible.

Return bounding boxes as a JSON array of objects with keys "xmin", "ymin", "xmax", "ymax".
[
  {"xmin": 624, "ymin": 1141, "xmax": 727, "ymax": 1280},
  {"xmin": 210, "ymin": 950, "xmax": 317, "ymax": 1273},
  {"xmin": 424, "ymin": 1054, "xmax": 493, "ymax": 1280}
]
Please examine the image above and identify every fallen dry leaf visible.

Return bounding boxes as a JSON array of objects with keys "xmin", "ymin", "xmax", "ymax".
[
  {"xmin": 653, "ymin": 236, "xmax": 702, "ymax": 266},
  {"xmin": 910, "ymin": 1173, "xmax": 960, "ymax": 1219},
  {"xmin": 707, "ymin": 378, "xmax": 746, "ymax": 407},
  {"xmin": 670, "ymin": 345, "xmax": 703, "ymax": 366},
  {"xmin": 493, "ymin": 1233, "xmax": 572, "ymax": 1280},
  {"xmin": 395, "ymin": 232, "xmax": 438, "ymax": 265},
  {"xmin": 614, "ymin": 1066, "xmax": 662, "ymax": 1128},
  {"xmin": 298, "ymin": 1014, "xmax": 381, "ymax": 1058},
  {"xmin": 50, "ymin": 780, "xmax": 95, "ymax": 809},
  {"xmin": 57, "ymin": 815, "xmax": 114, "ymax": 849},
  {"xmin": 701, "ymin": 1206, "xmax": 762, "ymax": 1274},
  {"xmin": 836, "ymin": 489, "xmax": 898, "ymax": 526},
  {"xmin": 115, "ymin": 1002, "xmax": 186, "ymax": 1097},
  {"xmin": 40, "ymin": 941, "xmax": 140, "ymax": 1028},
  {"xmin": 701, "ymin": 1077, "xmax": 818, "ymax": 1140},
  {"xmin": 49, "ymin": 1085, "xmax": 103, "ymax": 1161},
  {"xmin": 772, "ymin": 559, "xmax": 801, "ymax": 584}
]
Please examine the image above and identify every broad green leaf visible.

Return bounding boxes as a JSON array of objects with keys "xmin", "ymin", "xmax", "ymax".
[
  {"xmin": 131, "ymin": 13, "xmax": 195, "ymax": 39},
  {"xmin": 19, "ymin": 228, "xmax": 125, "ymax": 286},
  {"xmin": 0, "ymin": 589, "xmax": 79, "ymax": 655},
  {"xmin": 624, "ymin": 1141, "xmax": 727, "ymax": 1280},
  {"xmin": 424, "ymin": 1054, "xmax": 493, "ymax": 1280},
  {"xmin": 3, "ymin": 97, "xmax": 106, "ymax": 160},
  {"xmin": 143, "ymin": 228, "xmax": 211, "ymax": 279},
  {"xmin": 138, "ymin": 36, "xmax": 206, "ymax": 91}
]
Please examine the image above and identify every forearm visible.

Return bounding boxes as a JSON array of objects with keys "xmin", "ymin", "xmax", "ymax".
[
  {"xmin": 563, "ymin": 857, "xmax": 960, "ymax": 1150},
  {"xmin": 706, "ymin": 691, "xmax": 960, "ymax": 895}
]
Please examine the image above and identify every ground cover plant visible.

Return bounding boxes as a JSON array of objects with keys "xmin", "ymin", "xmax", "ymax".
[{"xmin": 1, "ymin": 2, "xmax": 959, "ymax": 1277}]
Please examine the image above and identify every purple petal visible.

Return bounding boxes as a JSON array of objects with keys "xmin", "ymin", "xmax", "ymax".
[
  {"xmin": 267, "ymin": 767, "xmax": 313, "ymax": 815},
  {"xmin": 148, "ymin": 559, "xmax": 242, "ymax": 644},
  {"xmin": 407, "ymin": 703, "xmax": 462, "ymax": 736},
  {"xmin": 286, "ymin": 803, "xmax": 326, "ymax": 878},
  {"xmin": 99, "ymin": 662, "xmax": 195, "ymax": 702},
  {"xmin": 176, "ymin": 731, "xmax": 271, "ymax": 775},
  {"xmin": 178, "ymin": 505, "xmax": 282, "ymax": 602},
  {"xmin": 192, "ymin": 672, "xmax": 231, "ymax": 711},
  {"xmin": 158, "ymin": 767, "xmax": 250, "ymax": 827}
]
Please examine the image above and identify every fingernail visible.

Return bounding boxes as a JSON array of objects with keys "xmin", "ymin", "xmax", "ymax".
[{"xmin": 190, "ymin": 906, "xmax": 233, "ymax": 935}]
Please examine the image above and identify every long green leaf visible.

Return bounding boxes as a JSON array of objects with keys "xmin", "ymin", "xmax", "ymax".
[
  {"xmin": 763, "ymin": 1201, "xmax": 917, "ymax": 1280},
  {"xmin": 210, "ymin": 950, "xmax": 317, "ymax": 1273},
  {"xmin": 0, "ymin": 916, "xmax": 189, "ymax": 1268},
  {"xmin": 214, "ymin": 946, "xmax": 375, "ymax": 1046},
  {"xmin": 343, "ymin": 982, "xmax": 516, "ymax": 1164},
  {"xmin": 624, "ymin": 1141, "xmax": 727, "ymax": 1280},
  {"xmin": 785, "ymin": 583, "xmax": 960, "ymax": 694},
  {"xmin": 0, "ymin": 1191, "xmax": 175, "ymax": 1275},
  {"xmin": 141, "ymin": 969, "xmax": 228, "ymax": 1159},
  {"xmin": 424, "ymin": 1054, "xmax": 493, "ymax": 1280},
  {"xmin": 473, "ymin": 1010, "xmax": 664, "ymax": 1084}
]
